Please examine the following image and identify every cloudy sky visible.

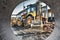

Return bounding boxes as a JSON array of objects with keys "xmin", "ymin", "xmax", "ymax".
[{"xmin": 12, "ymin": 0, "xmax": 50, "ymax": 15}]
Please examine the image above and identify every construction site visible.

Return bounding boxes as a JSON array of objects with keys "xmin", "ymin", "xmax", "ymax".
[{"xmin": 10, "ymin": 0, "xmax": 55, "ymax": 40}]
